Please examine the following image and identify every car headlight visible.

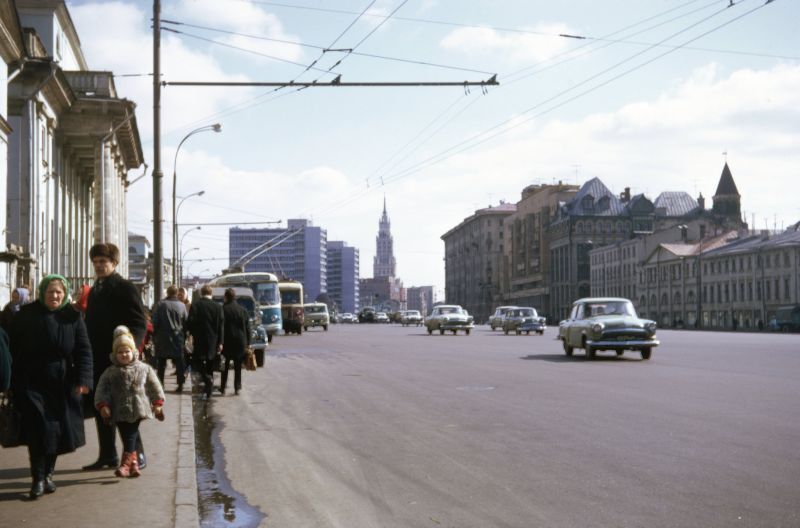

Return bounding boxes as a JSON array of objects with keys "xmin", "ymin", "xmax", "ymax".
[
  {"xmin": 591, "ymin": 323, "xmax": 604, "ymax": 335},
  {"xmin": 645, "ymin": 322, "xmax": 657, "ymax": 334}
]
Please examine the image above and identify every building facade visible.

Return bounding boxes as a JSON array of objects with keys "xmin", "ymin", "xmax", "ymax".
[
  {"xmin": 359, "ymin": 276, "xmax": 404, "ymax": 312},
  {"xmin": 503, "ymin": 182, "xmax": 578, "ymax": 319},
  {"xmin": 406, "ymin": 285, "xmax": 434, "ymax": 315},
  {"xmin": 4, "ymin": 0, "xmax": 143, "ymax": 295},
  {"xmin": 229, "ymin": 219, "xmax": 328, "ymax": 302},
  {"xmin": 442, "ymin": 202, "xmax": 516, "ymax": 323},
  {"xmin": 373, "ymin": 197, "xmax": 396, "ymax": 278},
  {"xmin": 326, "ymin": 240, "xmax": 360, "ymax": 314}
]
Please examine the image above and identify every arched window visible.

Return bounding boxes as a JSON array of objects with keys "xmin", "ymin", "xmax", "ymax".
[
  {"xmin": 661, "ymin": 293, "xmax": 668, "ymax": 306},
  {"xmin": 576, "ymin": 221, "xmax": 583, "ymax": 234},
  {"xmin": 673, "ymin": 292, "xmax": 681, "ymax": 305},
  {"xmin": 640, "ymin": 295, "xmax": 647, "ymax": 307},
  {"xmin": 687, "ymin": 290, "xmax": 695, "ymax": 304},
  {"xmin": 651, "ymin": 294, "xmax": 657, "ymax": 306}
]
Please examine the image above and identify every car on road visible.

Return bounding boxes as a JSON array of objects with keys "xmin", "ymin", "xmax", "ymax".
[
  {"xmin": 303, "ymin": 302, "xmax": 330, "ymax": 331},
  {"xmin": 375, "ymin": 311, "xmax": 390, "ymax": 323},
  {"xmin": 340, "ymin": 313, "xmax": 356, "ymax": 324},
  {"xmin": 501, "ymin": 307, "xmax": 546, "ymax": 335},
  {"xmin": 400, "ymin": 310, "xmax": 423, "ymax": 326},
  {"xmin": 489, "ymin": 306, "xmax": 517, "ymax": 330},
  {"xmin": 358, "ymin": 306, "xmax": 377, "ymax": 323},
  {"xmin": 558, "ymin": 297, "xmax": 659, "ymax": 360},
  {"xmin": 425, "ymin": 305, "xmax": 474, "ymax": 335}
]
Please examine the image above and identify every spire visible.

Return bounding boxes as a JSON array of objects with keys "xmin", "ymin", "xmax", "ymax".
[{"xmin": 714, "ymin": 162, "xmax": 740, "ymax": 197}]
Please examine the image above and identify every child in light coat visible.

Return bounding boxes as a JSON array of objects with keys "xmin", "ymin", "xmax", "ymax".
[{"xmin": 95, "ymin": 326, "xmax": 165, "ymax": 478}]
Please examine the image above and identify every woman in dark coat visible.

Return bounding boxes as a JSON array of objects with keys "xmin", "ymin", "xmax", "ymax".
[
  {"xmin": 10, "ymin": 275, "xmax": 92, "ymax": 500},
  {"xmin": 220, "ymin": 288, "xmax": 250, "ymax": 395}
]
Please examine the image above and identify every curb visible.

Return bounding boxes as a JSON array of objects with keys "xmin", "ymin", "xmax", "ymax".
[{"xmin": 174, "ymin": 379, "xmax": 199, "ymax": 528}]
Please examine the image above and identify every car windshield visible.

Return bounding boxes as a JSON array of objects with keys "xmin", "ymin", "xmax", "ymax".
[
  {"xmin": 253, "ymin": 283, "xmax": 280, "ymax": 305},
  {"xmin": 583, "ymin": 301, "xmax": 636, "ymax": 318},
  {"xmin": 512, "ymin": 308, "xmax": 535, "ymax": 317},
  {"xmin": 305, "ymin": 305, "xmax": 326, "ymax": 313},
  {"xmin": 406, "ymin": 311, "xmax": 420, "ymax": 316},
  {"xmin": 438, "ymin": 307, "xmax": 462, "ymax": 315},
  {"xmin": 281, "ymin": 290, "xmax": 301, "ymax": 304}
]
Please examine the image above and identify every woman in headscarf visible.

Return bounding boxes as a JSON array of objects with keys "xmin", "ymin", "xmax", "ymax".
[
  {"xmin": 9, "ymin": 275, "xmax": 92, "ymax": 500},
  {"xmin": 1, "ymin": 287, "xmax": 30, "ymax": 331}
]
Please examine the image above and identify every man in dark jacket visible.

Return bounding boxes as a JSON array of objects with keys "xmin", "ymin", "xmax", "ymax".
[
  {"xmin": 186, "ymin": 284, "xmax": 224, "ymax": 399},
  {"xmin": 220, "ymin": 288, "xmax": 250, "ymax": 396},
  {"xmin": 83, "ymin": 243, "xmax": 148, "ymax": 471},
  {"xmin": 152, "ymin": 285, "xmax": 188, "ymax": 392}
]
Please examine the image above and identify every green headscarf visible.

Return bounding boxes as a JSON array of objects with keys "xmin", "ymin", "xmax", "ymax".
[{"xmin": 38, "ymin": 274, "xmax": 72, "ymax": 311}]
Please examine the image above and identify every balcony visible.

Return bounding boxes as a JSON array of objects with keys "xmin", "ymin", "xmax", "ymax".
[{"xmin": 64, "ymin": 71, "xmax": 118, "ymax": 98}]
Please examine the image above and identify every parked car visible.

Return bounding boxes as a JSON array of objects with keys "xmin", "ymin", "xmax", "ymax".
[
  {"xmin": 375, "ymin": 311, "xmax": 390, "ymax": 323},
  {"xmin": 489, "ymin": 306, "xmax": 518, "ymax": 330},
  {"xmin": 558, "ymin": 297, "xmax": 659, "ymax": 360},
  {"xmin": 210, "ymin": 287, "xmax": 268, "ymax": 367},
  {"xmin": 303, "ymin": 302, "xmax": 330, "ymax": 331},
  {"xmin": 400, "ymin": 310, "xmax": 423, "ymax": 326},
  {"xmin": 501, "ymin": 307, "xmax": 546, "ymax": 335},
  {"xmin": 340, "ymin": 313, "xmax": 356, "ymax": 324},
  {"xmin": 424, "ymin": 305, "xmax": 474, "ymax": 335}
]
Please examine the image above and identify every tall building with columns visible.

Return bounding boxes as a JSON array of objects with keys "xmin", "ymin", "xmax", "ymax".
[{"xmin": 373, "ymin": 197, "xmax": 396, "ymax": 278}]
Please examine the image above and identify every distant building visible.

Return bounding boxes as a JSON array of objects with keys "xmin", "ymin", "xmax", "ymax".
[
  {"xmin": 229, "ymin": 219, "xmax": 327, "ymax": 302},
  {"xmin": 359, "ymin": 276, "xmax": 404, "ymax": 312},
  {"xmin": 406, "ymin": 285, "xmax": 434, "ymax": 315},
  {"xmin": 374, "ymin": 197, "xmax": 397, "ymax": 278},
  {"xmin": 442, "ymin": 202, "xmax": 516, "ymax": 323},
  {"xmin": 327, "ymin": 241, "xmax": 360, "ymax": 313}
]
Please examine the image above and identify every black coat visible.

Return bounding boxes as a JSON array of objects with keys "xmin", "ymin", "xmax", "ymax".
[
  {"xmin": 186, "ymin": 297, "xmax": 224, "ymax": 360},
  {"xmin": 222, "ymin": 302, "xmax": 250, "ymax": 359},
  {"xmin": 84, "ymin": 272, "xmax": 147, "ymax": 385},
  {"xmin": 10, "ymin": 302, "xmax": 93, "ymax": 454},
  {"xmin": 152, "ymin": 297, "xmax": 187, "ymax": 360}
]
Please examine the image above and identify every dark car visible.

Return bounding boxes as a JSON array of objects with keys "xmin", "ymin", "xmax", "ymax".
[
  {"xmin": 358, "ymin": 306, "xmax": 377, "ymax": 323},
  {"xmin": 558, "ymin": 297, "xmax": 659, "ymax": 360}
]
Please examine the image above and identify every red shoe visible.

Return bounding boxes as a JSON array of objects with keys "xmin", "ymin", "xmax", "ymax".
[
  {"xmin": 115, "ymin": 452, "xmax": 132, "ymax": 478},
  {"xmin": 128, "ymin": 450, "xmax": 141, "ymax": 478}
]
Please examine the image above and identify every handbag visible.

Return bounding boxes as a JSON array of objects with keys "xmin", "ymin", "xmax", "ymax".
[
  {"xmin": 0, "ymin": 393, "xmax": 22, "ymax": 448},
  {"xmin": 244, "ymin": 348, "xmax": 257, "ymax": 371}
]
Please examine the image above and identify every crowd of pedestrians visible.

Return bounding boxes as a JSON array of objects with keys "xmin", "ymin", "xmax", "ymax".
[{"xmin": 0, "ymin": 242, "xmax": 252, "ymax": 501}]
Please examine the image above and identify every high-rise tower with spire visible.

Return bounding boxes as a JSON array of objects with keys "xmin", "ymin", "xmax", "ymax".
[{"xmin": 373, "ymin": 197, "xmax": 397, "ymax": 278}]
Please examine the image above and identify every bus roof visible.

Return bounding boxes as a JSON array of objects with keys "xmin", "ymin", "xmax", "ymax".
[{"xmin": 208, "ymin": 272, "xmax": 279, "ymax": 285}]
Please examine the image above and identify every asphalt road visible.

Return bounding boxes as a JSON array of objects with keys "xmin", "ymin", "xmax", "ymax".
[{"xmin": 210, "ymin": 324, "xmax": 800, "ymax": 528}]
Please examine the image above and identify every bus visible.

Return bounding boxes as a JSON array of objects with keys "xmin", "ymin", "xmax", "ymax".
[
  {"xmin": 278, "ymin": 280, "xmax": 304, "ymax": 334},
  {"xmin": 207, "ymin": 272, "xmax": 282, "ymax": 343}
]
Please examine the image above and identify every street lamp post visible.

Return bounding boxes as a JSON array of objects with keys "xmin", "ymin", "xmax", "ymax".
[
  {"xmin": 174, "ymin": 189, "xmax": 204, "ymax": 284},
  {"xmin": 178, "ymin": 225, "xmax": 201, "ymax": 287},
  {"xmin": 180, "ymin": 246, "xmax": 199, "ymax": 287},
  {"xmin": 172, "ymin": 123, "xmax": 221, "ymax": 286}
]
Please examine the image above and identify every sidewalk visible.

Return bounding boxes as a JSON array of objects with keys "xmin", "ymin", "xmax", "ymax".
[{"xmin": 0, "ymin": 377, "xmax": 198, "ymax": 528}]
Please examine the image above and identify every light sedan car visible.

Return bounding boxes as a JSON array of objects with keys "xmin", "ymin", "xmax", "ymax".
[
  {"xmin": 400, "ymin": 310, "xmax": 423, "ymax": 326},
  {"xmin": 340, "ymin": 313, "xmax": 356, "ymax": 323},
  {"xmin": 489, "ymin": 306, "xmax": 518, "ymax": 330},
  {"xmin": 375, "ymin": 312, "xmax": 390, "ymax": 323},
  {"xmin": 558, "ymin": 297, "xmax": 659, "ymax": 360},
  {"xmin": 501, "ymin": 307, "xmax": 546, "ymax": 335},
  {"xmin": 424, "ymin": 305, "xmax": 474, "ymax": 335}
]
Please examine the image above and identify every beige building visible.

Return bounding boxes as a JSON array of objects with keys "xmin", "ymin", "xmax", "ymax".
[
  {"xmin": 502, "ymin": 182, "xmax": 578, "ymax": 319},
  {"xmin": 442, "ymin": 202, "xmax": 515, "ymax": 323},
  {"xmin": 5, "ymin": 0, "xmax": 143, "ymax": 292}
]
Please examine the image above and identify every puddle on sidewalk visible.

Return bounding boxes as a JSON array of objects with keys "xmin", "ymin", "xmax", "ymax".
[{"xmin": 193, "ymin": 393, "xmax": 266, "ymax": 527}]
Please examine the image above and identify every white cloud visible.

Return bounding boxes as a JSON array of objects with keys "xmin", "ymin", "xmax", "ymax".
[{"xmin": 440, "ymin": 23, "xmax": 575, "ymax": 64}]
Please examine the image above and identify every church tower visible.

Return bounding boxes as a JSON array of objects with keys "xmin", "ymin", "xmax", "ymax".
[
  {"xmin": 373, "ymin": 197, "xmax": 397, "ymax": 278},
  {"xmin": 712, "ymin": 162, "xmax": 742, "ymax": 220}
]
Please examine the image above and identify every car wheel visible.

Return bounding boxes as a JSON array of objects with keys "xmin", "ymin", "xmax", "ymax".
[
  {"xmin": 491, "ymin": 325, "xmax": 496, "ymax": 331},
  {"xmin": 451, "ymin": 329, "xmax": 457, "ymax": 335},
  {"xmin": 641, "ymin": 348, "xmax": 652, "ymax": 360},
  {"xmin": 303, "ymin": 327, "xmax": 308, "ymax": 332},
  {"xmin": 267, "ymin": 334, "xmax": 273, "ymax": 344},
  {"xmin": 515, "ymin": 329, "xmax": 521, "ymax": 335},
  {"xmin": 323, "ymin": 325, "xmax": 328, "ymax": 331},
  {"xmin": 427, "ymin": 327, "xmax": 432, "ymax": 335},
  {"xmin": 616, "ymin": 350, "xmax": 624, "ymax": 357},
  {"xmin": 297, "ymin": 327, "xmax": 303, "ymax": 335},
  {"xmin": 465, "ymin": 329, "xmax": 471, "ymax": 335},
  {"xmin": 439, "ymin": 329, "xmax": 445, "ymax": 335},
  {"xmin": 255, "ymin": 349, "xmax": 265, "ymax": 367},
  {"xmin": 563, "ymin": 339, "xmax": 573, "ymax": 356},
  {"xmin": 504, "ymin": 328, "xmax": 509, "ymax": 335},
  {"xmin": 585, "ymin": 342, "xmax": 595, "ymax": 359}
]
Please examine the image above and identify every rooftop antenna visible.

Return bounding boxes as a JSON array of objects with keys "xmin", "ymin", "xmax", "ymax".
[
  {"xmin": 572, "ymin": 164, "xmax": 581, "ymax": 185},
  {"xmin": 722, "ymin": 149, "xmax": 728, "ymax": 162}
]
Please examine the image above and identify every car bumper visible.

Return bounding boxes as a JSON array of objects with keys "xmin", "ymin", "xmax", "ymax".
[
  {"xmin": 586, "ymin": 339, "xmax": 659, "ymax": 348},
  {"xmin": 519, "ymin": 322, "xmax": 546, "ymax": 331},
  {"xmin": 305, "ymin": 319, "xmax": 328, "ymax": 326},
  {"xmin": 440, "ymin": 322, "xmax": 474, "ymax": 330}
]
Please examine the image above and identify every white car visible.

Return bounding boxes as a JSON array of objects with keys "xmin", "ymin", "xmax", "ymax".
[
  {"xmin": 400, "ymin": 310, "xmax": 423, "ymax": 326},
  {"xmin": 375, "ymin": 312, "xmax": 390, "ymax": 323},
  {"xmin": 424, "ymin": 305, "xmax": 474, "ymax": 335}
]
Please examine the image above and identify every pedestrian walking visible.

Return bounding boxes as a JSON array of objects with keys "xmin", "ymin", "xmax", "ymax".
[
  {"xmin": 83, "ymin": 242, "xmax": 148, "ymax": 471},
  {"xmin": 152, "ymin": 286, "xmax": 187, "ymax": 392},
  {"xmin": 220, "ymin": 288, "xmax": 250, "ymax": 396},
  {"xmin": 186, "ymin": 285, "xmax": 223, "ymax": 399},
  {"xmin": 9, "ymin": 275, "xmax": 92, "ymax": 499},
  {"xmin": 94, "ymin": 326, "xmax": 165, "ymax": 478},
  {"xmin": 1, "ymin": 287, "xmax": 30, "ymax": 331}
]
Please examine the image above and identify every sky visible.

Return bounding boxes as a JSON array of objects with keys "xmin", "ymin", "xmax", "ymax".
[{"xmin": 66, "ymin": 0, "xmax": 799, "ymax": 298}]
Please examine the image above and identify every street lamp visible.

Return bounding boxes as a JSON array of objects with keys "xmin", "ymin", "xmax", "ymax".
[
  {"xmin": 178, "ymin": 225, "xmax": 201, "ymax": 286},
  {"xmin": 172, "ymin": 123, "xmax": 221, "ymax": 286},
  {"xmin": 180, "ymin": 247, "xmax": 199, "ymax": 287}
]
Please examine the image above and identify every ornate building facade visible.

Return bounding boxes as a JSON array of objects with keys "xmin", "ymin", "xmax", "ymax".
[{"xmin": 373, "ymin": 197, "xmax": 396, "ymax": 278}]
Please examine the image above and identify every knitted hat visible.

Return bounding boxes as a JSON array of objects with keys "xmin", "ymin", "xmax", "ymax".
[{"xmin": 112, "ymin": 325, "xmax": 138, "ymax": 363}]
